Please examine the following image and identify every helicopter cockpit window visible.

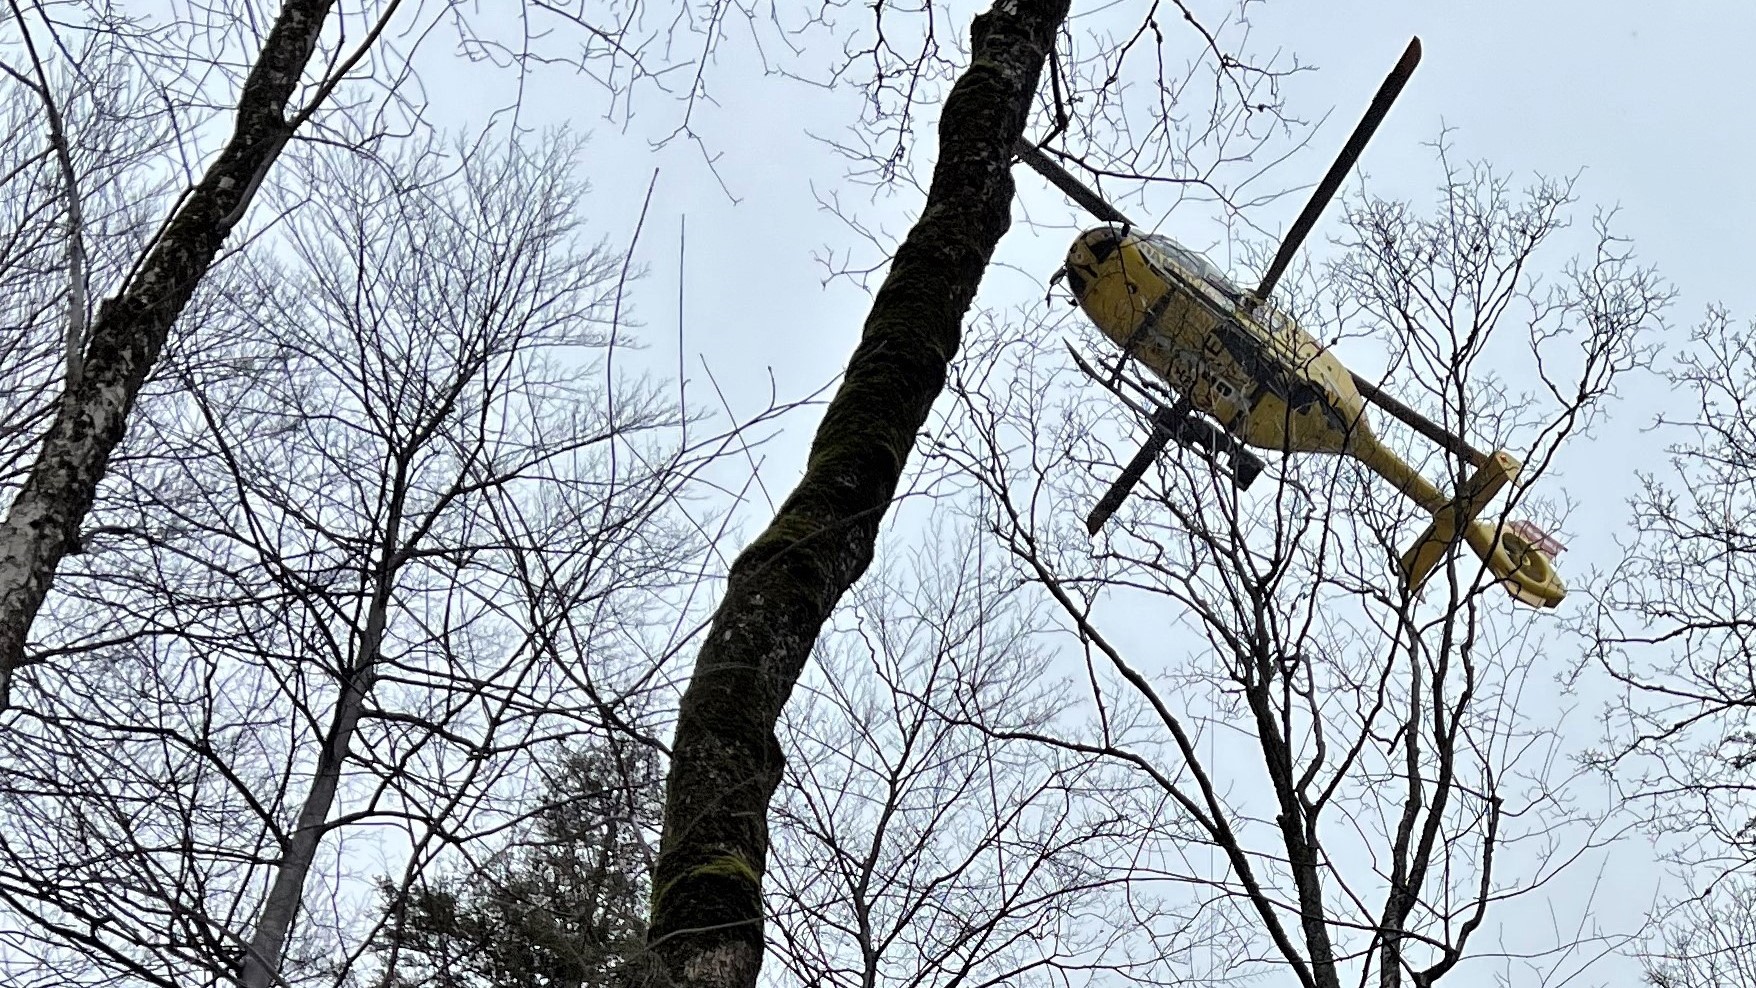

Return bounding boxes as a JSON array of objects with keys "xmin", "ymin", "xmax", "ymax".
[{"xmin": 1143, "ymin": 234, "xmax": 1243, "ymax": 301}]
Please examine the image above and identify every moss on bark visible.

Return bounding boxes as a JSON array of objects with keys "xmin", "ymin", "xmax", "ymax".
[{"xmin": 640, "ymin": 3, "xmax": 1071, "ymax": 988}]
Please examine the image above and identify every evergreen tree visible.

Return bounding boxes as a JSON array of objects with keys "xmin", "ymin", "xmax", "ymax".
[{"xmin": 375, "ymin": 744, "xmax": 660, "ymax": 988}]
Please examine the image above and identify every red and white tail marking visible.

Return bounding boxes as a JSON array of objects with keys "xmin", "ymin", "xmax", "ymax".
[{"xmin": 1507, "ymin": 519, "xmax": 1565, "ymax": 557}]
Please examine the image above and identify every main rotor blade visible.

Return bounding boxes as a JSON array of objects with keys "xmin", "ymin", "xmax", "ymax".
[
  {"xmin": 1084, "ymin": 398, "xmax": 1266, "ymax": 534},
  {"xmin": 1013, "ymin": 139, "xmax": 1134, "ymax": 227},
  {"xmin": 1349, "ymin": 370, "xmax": 1489, "ymax": 467},
  {"xmin": 1086, "ymin": 400, "xmax": 1193, "ymax": 534},
  {"xmin": 1086, "ymin": 423, "xmax": 1176, "ymax": 535},
  {"xmin": 1253, "ymin": 37, "xmax": 1422, "ymax": 301}
]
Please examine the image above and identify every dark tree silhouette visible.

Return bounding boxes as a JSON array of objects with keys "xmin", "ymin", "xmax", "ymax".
[
  {"xmin": 375, "ymin": 744, "xmax": 662, "ymax": 988},
  {"xmin": 642, "ymin": 4, "xmax": 1070, "ymax": 987}
]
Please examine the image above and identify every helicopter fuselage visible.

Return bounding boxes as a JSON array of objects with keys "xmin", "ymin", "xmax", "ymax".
[
  {"xmin": 1060, "ymin": 224, "xmax": 1567, "ymax": 608},
  {"xmin": 1021, "ymin": 38, "xmax": 1566, "ymax": 608},
  {"xmin": 1064, "ymin": 225, "xmax": 1371, "ymax": 458}
]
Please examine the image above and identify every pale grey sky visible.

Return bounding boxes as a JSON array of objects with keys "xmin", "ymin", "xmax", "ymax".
[
  {"xmin": 421, "ymin": 2, "xmax": 1750, "ymax": 983},
  {"xmin": 541, "ymin": 0, "xmax": 1748, "ymax": 507}
]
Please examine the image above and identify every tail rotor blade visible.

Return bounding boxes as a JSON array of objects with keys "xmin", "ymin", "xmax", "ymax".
[{"xmin": 1253, "ymin": 37, "xmax": 1422, "ymax": 301}]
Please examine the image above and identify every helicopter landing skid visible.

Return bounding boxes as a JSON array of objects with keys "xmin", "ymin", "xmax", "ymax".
[{"xmin": 1069, "ymin": 346, "xmax": 1267, "ymax": 534}]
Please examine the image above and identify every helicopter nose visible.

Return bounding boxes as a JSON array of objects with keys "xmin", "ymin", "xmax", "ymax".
[{"xmin": 1081, "ymin": 226, "xmax": 1123, "ymax": 263}]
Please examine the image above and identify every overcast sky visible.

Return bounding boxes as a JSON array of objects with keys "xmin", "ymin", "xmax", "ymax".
[
  {"xmin": 506, "ymin": 0, "xmax": 1753, "ymax": 522},
  {"xmin": 420, "ymin": 2, "xmax": 1756, "ymax": 982}
]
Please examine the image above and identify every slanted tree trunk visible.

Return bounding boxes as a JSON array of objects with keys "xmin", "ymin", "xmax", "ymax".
[
  {"xmin": 0, "ymin": 0, "xmax": 337, "ymax": 702},
  {"xmin": 238, "ymin": 511, "xmax": 400, "ymax": 988},
  {"xmin": 640, "ymin": 3, "xmax": 1070, "ymax": 987}
]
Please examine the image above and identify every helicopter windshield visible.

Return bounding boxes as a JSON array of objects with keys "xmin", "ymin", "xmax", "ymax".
[{"xmin": 1142, "ymin": 234, "xmax": 1243, "ymax": 300}]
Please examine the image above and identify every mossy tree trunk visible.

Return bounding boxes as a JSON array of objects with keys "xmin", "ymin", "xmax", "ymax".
[{"xmin": 640, "ymin": 3, "xmax": 1071, "ymax": 987}]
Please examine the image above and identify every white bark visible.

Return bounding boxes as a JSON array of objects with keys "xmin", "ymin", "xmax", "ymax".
[
  {"xmin": 0, "ymin": 0, "xmax": 339, "ymax": 703},
  {"xmin": 238, "ymin": 504, "xmax": 400, "ymax": 988}
]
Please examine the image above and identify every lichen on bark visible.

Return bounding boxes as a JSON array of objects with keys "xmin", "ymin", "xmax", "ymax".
[{"xmin": 637, "ymin": 3, "xmax": 1072, "ymax": 988}]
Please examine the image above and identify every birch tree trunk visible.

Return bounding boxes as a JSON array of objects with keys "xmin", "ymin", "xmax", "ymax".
[
  {"xmin": 238, "ymin": 512, "xmax": 399, "ymax": 988},
  {"xmin": 0, "ymin": 129, "xmax": 689, "ymax": 986},
  {"xmin": 641, "ymin": 3, "xmax": 1070, "ymax": 987},
  {"xmin": 0, "ymin": 0, "xmax": 336, "ymax": 701}
]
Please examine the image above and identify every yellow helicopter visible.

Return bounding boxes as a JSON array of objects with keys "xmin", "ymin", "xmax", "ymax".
[{"xmin": 1015, "ymin": 38, "xmax": 1566, "ymax": 609}]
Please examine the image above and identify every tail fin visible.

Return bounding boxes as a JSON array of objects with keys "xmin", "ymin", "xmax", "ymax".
[{"xmin": 1399, "ymin": 452, "xmax": 1566, "ymax": 609}]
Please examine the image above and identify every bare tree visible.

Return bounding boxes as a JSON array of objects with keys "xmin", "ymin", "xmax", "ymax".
[
  {"xmin": 0, "ymin": 12, "xmax": 179, "ymax": 503},
  {"xmin": 0, "ymin": 129, "xmax": 714, "ymax": 988},
  {"xmin": 1591, "ymin": 304, "xmax": 1756, "ymax": 857},
  {"xmin": 767, "ymin": 528, "xmax": 1191, "ymax": 988},
  {"xmin": 1586, "ymin": 306, "xmax": 1756, "ymax": 976},
  {"xmin": 631, "ymin": 0, "xmax": 1317, "ymax": 981},
  {"xmin": 637, "ymin": 5, "xmax": 1071, "ymax": 987},
  {"xmin": 0, "ymin": 0, "xmax": 732, "ymax": 701},
  {"xmin": 0, "ymin": 0, "xmax": 390, "ymax": 694},
  {"xmin": 932, "ymin": 148, "xmax": 1663, "ymax": 988},
  {"xmin": 1641, "ymin": 879, "xmax": 1756, "ymax": 988},
  {"xmin": 0, "ymin": 5, "xmax": 1294, "ymax": 988}
]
